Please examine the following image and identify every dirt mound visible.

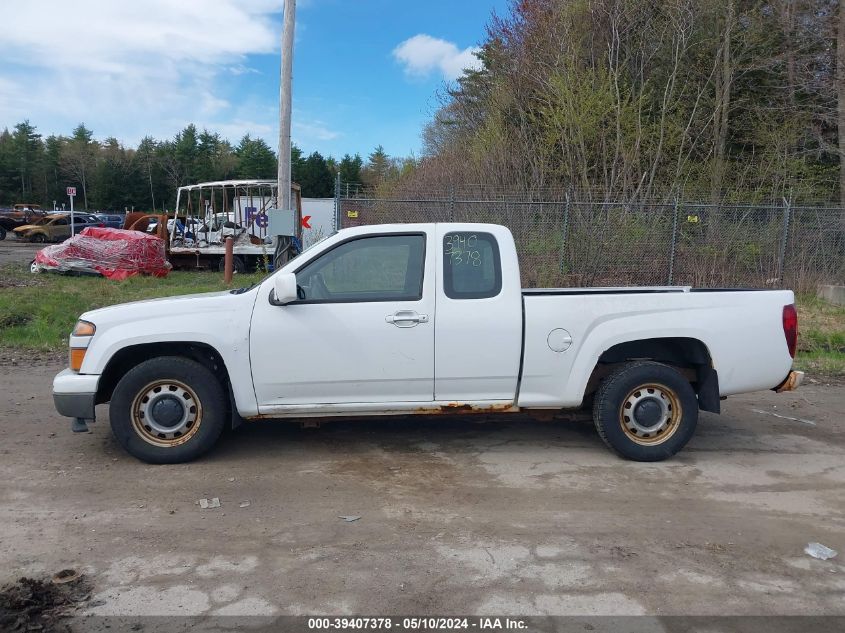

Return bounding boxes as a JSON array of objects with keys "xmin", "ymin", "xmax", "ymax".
[{"xmin": 0, "ymin": 573, "xmax": 91, "ymax": 633}]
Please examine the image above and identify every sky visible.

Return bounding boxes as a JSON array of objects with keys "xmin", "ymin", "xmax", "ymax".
[{"xmin": 0, "ymin": 0, "xmax": 509, "ymax": 160}]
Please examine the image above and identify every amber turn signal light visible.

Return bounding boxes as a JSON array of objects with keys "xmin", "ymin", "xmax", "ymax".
[{"xmin": 70, "ymin": 348, "xmax": 87, "ymax": 372}]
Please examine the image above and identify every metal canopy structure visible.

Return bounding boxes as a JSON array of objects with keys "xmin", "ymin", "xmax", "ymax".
[
  {"xmin": 171, "ymin": 180, "xmax": 301, "ymax": 254},
  {"xmin": 176, "ymin": 180, "xmax": 277, "ymax": 192}
]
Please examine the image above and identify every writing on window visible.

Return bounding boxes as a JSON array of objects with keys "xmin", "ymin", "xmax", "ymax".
[{"xmin": 443, "ymin": 232, "xmax": 501, "ymax": 299}]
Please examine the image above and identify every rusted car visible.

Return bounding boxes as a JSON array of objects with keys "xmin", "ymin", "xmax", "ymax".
[
  {"xmin": 13, "ymin": 213, "xmax": 103, "ymax": 243},
  {"xmin": 0, "ymin": 205, "xmax": 46, "ymax": 240}
]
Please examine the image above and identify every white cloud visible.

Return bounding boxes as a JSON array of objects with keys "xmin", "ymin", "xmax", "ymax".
[
  {"xmin": 0, "ymin": 0, "xmax": 281, "ymax": 144},
  {"xmin": 0, "ymin": 1, "xmax": 279, "ymax": 71},
  {"xmin": 392, "ymin": 34, "xmax": 482, "ymax": 81},
  {"xmin": 293, "ymin": 119, "xmax": 340, "ymax": 142},
  {"xmin": 228, "ymin": 65, "xmax": 262, "ymax": 76}
]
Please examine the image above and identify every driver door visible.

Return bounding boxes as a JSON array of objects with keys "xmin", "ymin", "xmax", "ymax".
[
  {"xmin": 49, "ymin": 217, "xmax": 70, "ymax": 241},
  {"xmin": 250, "ymin": 230, "xmax": 435, "ymax": 410}
]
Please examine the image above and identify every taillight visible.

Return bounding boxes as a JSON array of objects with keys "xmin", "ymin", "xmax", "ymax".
[{"xmin": 782, "ymin": 304, "xmax": 797, "ymax": 358}]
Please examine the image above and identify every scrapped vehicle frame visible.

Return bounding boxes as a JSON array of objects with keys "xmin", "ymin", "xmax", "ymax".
[{"xmin": 166, "ymin": 180, "xmax": 303, "ymax": 272}]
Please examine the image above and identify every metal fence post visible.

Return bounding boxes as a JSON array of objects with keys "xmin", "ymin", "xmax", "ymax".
[
  {"xmin": 558, "ymin": 192, "xmax": 571, "ymax": 274},
  {"xmin": 667, "ymin": 197, "xmax": 680, "ymax": 285},
  {"xmin": 777, "ymin": 197, "xmax": 791, "ymax": 287},
  {"xmin": 334, "ymin": 173, "xmax": 341, "ymax": 231},
  {"xmin": 448, "ymin": 185, "xmax": 455, "ymax": 222}
]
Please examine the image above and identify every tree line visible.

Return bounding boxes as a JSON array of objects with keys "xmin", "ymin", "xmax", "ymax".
[
  {"xmin": 0, "ymin": 121, "xmax": 411, "ymax": 211},
  {"xmin": 9, "ymin": 1, "xmax": 837, "ymax": 211},
  {"xmin": 406, "ymin": 0, "xmax": 844, "ymax": 205}
]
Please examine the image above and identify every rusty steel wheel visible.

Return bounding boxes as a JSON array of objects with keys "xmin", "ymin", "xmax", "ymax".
[
  {"xmin": 593, "ymin": 361, "xmax": 698, "ymax": 461},
  {"xmin": 130, "ymin": 379, "xmax": 203, "ymax": 447},
  {"xmin": 110, "ymin": 356, "xmax": 227, "ymax": 463},
  {"xmin": 619, "ymin": 383, "xmax": 682, "ymax": 445}
]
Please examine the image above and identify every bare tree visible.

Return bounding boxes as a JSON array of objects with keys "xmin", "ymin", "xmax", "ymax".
[
  {"xmin": 838, "ymin": 0, "xmax": 845, "ymax": 206},
  {"xmin": 60, "ymin": 124, "xmax": 97, "ymax": 210},
  {"xmin": 710, "ymin": 0, "xmax": 735, "ymax": 204}
]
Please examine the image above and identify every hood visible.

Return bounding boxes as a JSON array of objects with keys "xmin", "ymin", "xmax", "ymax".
[
  {"xmin": 80, "ymin": 288, "xmax": 257, "ymax": 328},
  {"xmin": 13, "ymin": 223, "xmax": 41, "ymax": 233}
]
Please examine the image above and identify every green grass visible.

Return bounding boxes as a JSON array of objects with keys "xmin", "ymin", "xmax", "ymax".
[
  {"xmin": 793, "ymin": 294, "xmax": 845, "ymax": 378},
  {"xmin": 0, "ymin": 264, "xmax": 264, "ymax": 350},
  {"xmin": 1, "ymin": 262, "xmax": 843, "ymax": 377}
]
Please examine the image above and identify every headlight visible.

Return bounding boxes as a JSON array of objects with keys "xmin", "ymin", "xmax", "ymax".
[{"xmin": 72, "ymin": 320, "xmax": 96, "ymax": 337}]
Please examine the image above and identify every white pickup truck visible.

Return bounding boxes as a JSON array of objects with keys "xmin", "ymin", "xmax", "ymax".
[{"xmin": 53, "ymin": 223, "xmax": 803, "ymax": 464}]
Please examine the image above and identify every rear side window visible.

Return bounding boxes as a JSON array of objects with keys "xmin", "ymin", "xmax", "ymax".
[{"xmin": 443, "ymin": 232, "xmax": 502, "ymax": 299}]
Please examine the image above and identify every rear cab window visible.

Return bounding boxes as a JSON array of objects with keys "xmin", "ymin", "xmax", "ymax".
[{"xmin": 443, "ymin": 232, "xmax": 502, "ymax": 299}]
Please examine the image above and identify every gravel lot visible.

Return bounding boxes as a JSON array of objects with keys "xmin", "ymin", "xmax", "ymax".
[
  {"xmin": 0, "ymin": 238, "xmax": 42, "ymax": 267},
  {"xmin": 1, "ymin": 357, "xmax": 843, "ymax": 618}
]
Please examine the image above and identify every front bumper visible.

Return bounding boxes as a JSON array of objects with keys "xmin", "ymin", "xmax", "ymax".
[
  {"xmin": 53, "ymin": 368, "xmax": 100, "ymax": 419},
  {"xmin": 774, "ymin": 370, "xmax": 804, "ymax": 393}
]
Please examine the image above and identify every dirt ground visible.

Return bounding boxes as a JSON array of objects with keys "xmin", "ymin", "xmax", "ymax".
[
  {"xmin": 1, "ymin": 358, "xmax": 843, "ymax": 619},
  {"xmin": 0, "ymin": 238, "xmax": 41, "ymax": 267}
]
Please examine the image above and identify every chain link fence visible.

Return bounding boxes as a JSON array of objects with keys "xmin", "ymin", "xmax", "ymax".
[{"xmin": 335, "ymin": 184, "xmax": 844, "ymax": 292}]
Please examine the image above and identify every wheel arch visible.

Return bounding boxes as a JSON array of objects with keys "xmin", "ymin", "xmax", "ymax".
[
  {"xmin": 584, "ymin": 337, "xmax": 720, "ymax": 413},
  {"xmin": 95, "ymin": 342, "xmax": 232, "ymax": 408}
]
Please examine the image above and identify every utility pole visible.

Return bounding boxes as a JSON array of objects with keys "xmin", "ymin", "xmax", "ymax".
[{"xmin": 274, "ymin": 0, "xmax": 296, "ymax": 268}]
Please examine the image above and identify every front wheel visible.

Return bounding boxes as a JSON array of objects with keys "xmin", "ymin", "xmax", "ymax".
[
  {"xmin": 32, "ymin": 233, "xmax": 46, "ymax": 243},
  {"xmin": 592, "ymin": 361, "xmax": 698, "ymax": 461},
  {"xmin": 109, "ymin": 356, "xmax": 228, "ymax": 463},
  {"xmin": 0, "ymin": 226, "xmax": 6, "ymax": 240}
]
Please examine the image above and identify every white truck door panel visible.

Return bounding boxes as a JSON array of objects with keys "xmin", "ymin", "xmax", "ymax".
[
  {"xmin": 434, "ymin": 225, "xmax": 523, "ymax": 401},
  {"xmin": 250, "ymin": 231, "xmax": 435, "ymax": 408}
]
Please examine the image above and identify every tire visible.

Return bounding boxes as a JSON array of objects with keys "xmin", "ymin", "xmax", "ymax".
[
  {"xmin": 592, "ymin": 361, "xmax": 698, "ymax": 462},
  {"xmin": 0, "ymin": 226, "xmax": 6, "ymax": 240},
  {"xmin": 32, "ymin": 233, "xmax": 46, "ymax": 243},
  {"xmin": 109, "ymin": 356, "xmax": 228, "ymax": 464},
  {"xmin": 216, "ymin": 255, "xmax": 245, "ymax": 274}
]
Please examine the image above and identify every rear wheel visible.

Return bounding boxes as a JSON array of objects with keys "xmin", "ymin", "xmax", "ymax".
[
  {"xmin": 109, "ymin": 356, "xmax": 227, "ymax": 463},
  {"xmin": 216, "ymin": 255, "xmax": 245, "ymax": 274},
  {"xmin": 592, "ymin": 361, "xmax": 698, "ymax": 461},
  {"xmin": 0, "ymin": 226, "xmax": 6, "ymax": 240}
]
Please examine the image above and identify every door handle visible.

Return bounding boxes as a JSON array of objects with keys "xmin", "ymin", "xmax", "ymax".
[{"xmin": 385, "ymin": 310, "xmax": 429, "ymax": 327}]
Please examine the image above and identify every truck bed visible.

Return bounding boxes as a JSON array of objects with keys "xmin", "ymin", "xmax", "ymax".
[
  {"xmin": 517, "ymin": 287, "xmax": 795, "ymax": 409},
  {"xmin": 522, "ymin": 286, "xmax": 773, "ymax": 295},
  {"xmin": 523, "ymin": 286, "xmax": 688, "ymax": 295}
]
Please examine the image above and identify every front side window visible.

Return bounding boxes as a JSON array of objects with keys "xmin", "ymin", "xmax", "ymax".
[
  {"xmin": 296, "ymin": 234, "xmax": 425, "ymax": 302},
  {"xmin": 443, "ymin": 232, "xmax": 502, "ymax": 299}
]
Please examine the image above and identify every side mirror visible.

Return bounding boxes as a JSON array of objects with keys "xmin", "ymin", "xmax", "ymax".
[{"xmin": 271, "ymin": 272, "xmax": 298, "ymax": 306}]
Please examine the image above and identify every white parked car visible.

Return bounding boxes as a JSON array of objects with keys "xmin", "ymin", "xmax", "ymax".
[{"xmin": 53, "ymin": 223, "xmax": 803, "ymax": 463}]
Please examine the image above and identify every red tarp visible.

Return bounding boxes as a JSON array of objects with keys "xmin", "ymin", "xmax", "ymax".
[{"xmin": 34, "ymin": 227, "xmax": 171, "ymax": 280}]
